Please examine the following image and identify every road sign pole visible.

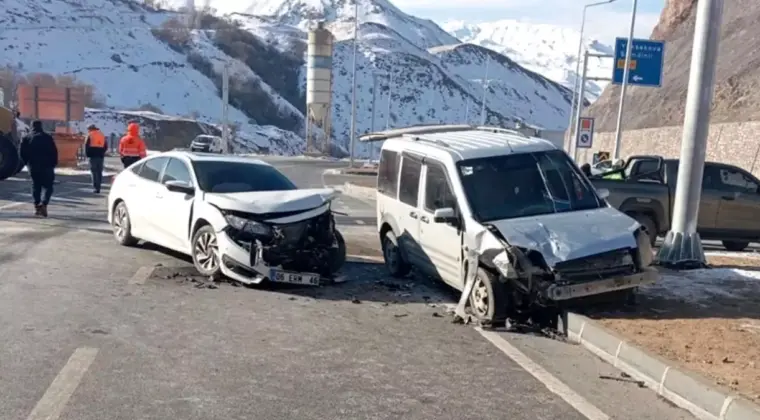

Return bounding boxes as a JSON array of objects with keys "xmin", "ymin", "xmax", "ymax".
[
  {"xmin": 656, "ymin": 0, "xmax": 724, "ymax": 269},
  {"xmin": 572, "ymin": 51, "xmax": 589, "ymax": 161},
  {"xmin": 348, "ymin": 0, "xmax": 359, "ymax": 167},
  {"xmin": 612, "ymin": 0, "xmax": 638, "ymax": 160}
]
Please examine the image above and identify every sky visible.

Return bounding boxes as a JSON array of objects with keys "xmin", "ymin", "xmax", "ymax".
[{"xmin": 394, "ymin": 0, "xmax": 666, "ymax": 42}]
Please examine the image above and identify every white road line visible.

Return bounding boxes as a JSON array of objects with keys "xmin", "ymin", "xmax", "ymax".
[
  {"xmin": 476, "ymin": 328, "xmax": 609, "ymax": 420},
  {"xmin": 129, "ymin": 266, "xmax": 156, "ymax": 285},
  {"xmin": 26, "ymin": 347, "xmax": 99, "ymax": 420},
  {"xmin": 355, "ymin": 219, "xmax": 366, "ymax": 225}
]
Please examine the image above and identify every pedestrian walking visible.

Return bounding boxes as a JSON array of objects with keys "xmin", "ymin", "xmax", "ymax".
[
  {"xmin": 19, "ymin": 120, "xmax": 58, "ymax": 217},
  {"xmin": 84, "ymin": 124, "xmax": 108, "ymax": 193},
  {"xmin": 118, "ymin": 122, "xmax": 147, "ymax": 168}
]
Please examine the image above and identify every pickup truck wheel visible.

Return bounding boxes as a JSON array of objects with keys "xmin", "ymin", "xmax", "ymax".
[
  {"xmin": 381, "ymin": 230, "xmax": 411, "ymax": 278},
  {"xmin": 468, "ymin": 267, "xmax": 508, "ymax": 324},
  {"xmin": 722, "ymin": 240, "xmax": 750, "ymax": 252},
  {"xmin": 630, "ymin": 213, "xmax": 657, "ymax": 247}
]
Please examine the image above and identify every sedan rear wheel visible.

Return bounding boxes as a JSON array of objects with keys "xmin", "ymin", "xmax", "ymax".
[
  {"xmin": 192, "ymin": 225, "xmax": 223, "ymax": 280},
  {"xmin": 112, "ymin": 201, "xmax": 138, "ymax": 246}
]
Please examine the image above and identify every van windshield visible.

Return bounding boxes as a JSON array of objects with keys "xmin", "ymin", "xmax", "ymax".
[{"xmin": 457, "ymin": 150, "xmax": 603, "ymax": 222}]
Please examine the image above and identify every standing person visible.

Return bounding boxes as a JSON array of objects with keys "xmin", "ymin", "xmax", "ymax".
[
  {"xmin": 84, "ymin": 124, "xmax": 108, "ymax": 193},
  {"xmin": 118, "ymin": 122, "xmax": 147, "ymax": 168},
  {"xmin": 19, "ymin": 120, "xmax": 58, "ymax": 217}
]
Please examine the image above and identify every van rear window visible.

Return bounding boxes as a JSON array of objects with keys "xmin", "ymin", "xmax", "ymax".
[{"xmin": 378, "ymin": 149, "xmax": 400, "ymax": 197}]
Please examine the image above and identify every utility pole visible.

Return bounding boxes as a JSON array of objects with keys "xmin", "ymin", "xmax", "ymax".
[
  {"xmin": 464, "ymin": 98, "xmax": 470, "ymax": 124},
  {"xmin": 612, "ymin": 0, "xmax": 638, "ymax": 159},
  {"xmin": 570, "ymin": 50, "xmax": 612, "ymax": 161},
  {"xmin": 369, "ymin": 73, "xmax": 383, "ymax": 162},
  {"xmin": 656, "ymin": 0, "xmax": 724, "ymax": 268},
  {"xmin": 348, "ymin": 0, "xmax": 359, "ymax": 168},
  {"xmin": 480, "ymin": 55, "xmax": 490, "ymax": 125},
  {"xmin": 385, "ymin": 73, "xmax": 393, "ymax": 130},
  {"xmin": 221, "ymin": 63, "xmax": 229, "ymax": 154}
]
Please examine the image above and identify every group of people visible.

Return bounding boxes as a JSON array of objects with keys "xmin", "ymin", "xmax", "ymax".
[{"xmin": 18, "ymin": 121, "xmax": 147, "ymax": 217}]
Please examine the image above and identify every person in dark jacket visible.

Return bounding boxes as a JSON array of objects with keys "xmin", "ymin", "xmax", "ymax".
[
  {"xmin": 84, "ymin": 124, "xmax": 108, "ymax": 193},
  {"xmin": 580, "ymin": 163, "xmax": 592, "ymax": 177},
  {"xmin": 19, "ymin": 120, "xmax": 58, "ymax": 217}
]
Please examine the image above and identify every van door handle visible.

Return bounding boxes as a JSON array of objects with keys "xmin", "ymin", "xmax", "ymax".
[
  {"xmin": 420, "ymin": 215, "xmax": 430, "ymax": 223},
  {"xmin": 155, "ymin": 193, "xmax": 163, "ymax": 199},
  {"xmin": 409, "ymin": 211, "xmax": 418, "ymax": 219}
]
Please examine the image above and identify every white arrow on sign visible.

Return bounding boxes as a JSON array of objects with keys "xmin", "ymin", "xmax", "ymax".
[{"xmin": 632, "ymin": 75, "xmax": 643, "ymax": 82}]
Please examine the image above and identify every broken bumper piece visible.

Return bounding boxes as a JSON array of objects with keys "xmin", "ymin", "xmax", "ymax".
[
  {"xmin": 217, "ymin": 230, "xmax": 322, "ymax": 286},
  {"xmin": 544, "ymin": 267, "xmax": 658, "ymax": 301}
]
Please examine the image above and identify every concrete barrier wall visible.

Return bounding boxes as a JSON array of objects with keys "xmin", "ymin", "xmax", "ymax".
[{"xmin": 579, "ymin": 121, "xmax": 760, "ymax": 177}]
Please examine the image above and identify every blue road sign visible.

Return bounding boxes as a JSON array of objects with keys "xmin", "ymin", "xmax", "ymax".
[{"xmin": 611, "ymin": 37, "xmax": 665, "ymax": 87}]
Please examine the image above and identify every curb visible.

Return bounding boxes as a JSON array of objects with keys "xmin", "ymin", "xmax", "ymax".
[
  {"xmin": 562, "ymin": 312, "xmax": 760, "ymax": 420},
  {"xmin": 340, "ymin": 182, "xmax": 376, "ymax": 203}
]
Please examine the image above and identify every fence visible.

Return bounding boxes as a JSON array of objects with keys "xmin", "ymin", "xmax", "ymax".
[{"xmin": 577, "ymin": 121, "xmax": 760, "ymax": 177}]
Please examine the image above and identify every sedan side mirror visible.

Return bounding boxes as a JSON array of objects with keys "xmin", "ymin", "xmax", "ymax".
[
  {"xmin": 433, "ymin": 207, "xmax": 457, "ymax": 224},
  {"xmin": 165, "ymin": 180, "xmax": 195, "ymax": 195},
  {"xmin": 596, "ymin": 188, "xmax": 610, "ymax": 199}
]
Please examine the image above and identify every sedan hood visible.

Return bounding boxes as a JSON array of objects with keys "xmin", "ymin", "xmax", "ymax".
[
  {"xmin": 205, "ymin": 188, "xmax": 338, "ymax": 215},
  {"xmin": 487, "ymin": 207, "xmax": 639, "ymax": 267}
]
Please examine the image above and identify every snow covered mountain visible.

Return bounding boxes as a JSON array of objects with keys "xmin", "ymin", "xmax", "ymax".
[{"xmin": 442, "ymin": 20, "xmax": 614, "ymax": 102}]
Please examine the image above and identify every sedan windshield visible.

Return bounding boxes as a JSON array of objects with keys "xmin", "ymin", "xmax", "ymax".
[
  {"xmin": 457, "ymin": 150, "xmax": 603, "ymax": 222},
  {"xmin": 192, "ymin": 161, "xmax": 297, "ymax": 193}
]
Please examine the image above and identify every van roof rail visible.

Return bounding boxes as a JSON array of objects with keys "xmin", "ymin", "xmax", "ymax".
[
  {"xmin": 475, "ymin": 126, "xmax": 529, "ymax": 138},
  {"xmin": 358, "ymin": 124, "xmax": 475, "ymax": 142}
]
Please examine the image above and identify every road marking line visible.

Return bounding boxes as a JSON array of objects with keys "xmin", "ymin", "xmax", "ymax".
[
  {"xmin": 355, "ymin": 219, "xmax": 366, "ymax": 225},
  {"xmin": 26, "ymin": 347, "xmax": 99, "ymax": 420},
  {"xmin": 129, "ymin": 266, "xmax": 156, "ymax": 285},
  {"xmin": 476, "ymin": 328, "xmax": 610, "ymax": 420},
  {"xmin": 0, "ymin": 188, "xmax": 84, "ymax": 211}
]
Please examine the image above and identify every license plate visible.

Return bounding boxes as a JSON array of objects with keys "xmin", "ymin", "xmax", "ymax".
[{"xmin": 270, "ymin": 269, "xmax": 320, "ymax": 286}]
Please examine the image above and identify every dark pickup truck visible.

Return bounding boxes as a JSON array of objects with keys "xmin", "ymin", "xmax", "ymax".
[{"xmin": 589, "ymin": 155, "xmax": 760, "ymax": 251}]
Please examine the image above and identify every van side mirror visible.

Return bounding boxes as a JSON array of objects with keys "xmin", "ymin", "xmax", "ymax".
[
  {"xmin": 596, "ymin": 188, "xmax": 610, "ymax": 199},
  {"xmin": 433, "ymin": 207, "xmax": 457, "ymax": 224},
  {"xmin": 165, "ymin": 180, "xmax": 195, "ymax": 195}
]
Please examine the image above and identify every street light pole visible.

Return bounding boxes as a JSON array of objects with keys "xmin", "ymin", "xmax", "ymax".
[
  {"xmin": 348, "ymin": 0, "xmax": 359, "ymax": 168},
  {"xmin": 656, "ymin": 0, "xmax": 724, "ymax": 268},
  {"xmin": 385, "ymin": 73, "xmax": 393, "ymax": 130},
  {"xmin": 480, "ymin": 55, "xmax": 490, "ymax": 125},
  {"xmin": 612, "ymin": 0, "xmax": 638, "ymax": 159},
  {"xmin": 566, "ymin": 0, "xmax": 617, "ymax": 152}
]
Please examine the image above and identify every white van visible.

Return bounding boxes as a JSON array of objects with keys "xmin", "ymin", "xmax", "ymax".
[
  {"xmin": 361, "ymin": 125, "xmax": 658, "ymax": 324},
  {"xmin": 190, "ymin": 135, "xmax": 224, "ymax": 154}
]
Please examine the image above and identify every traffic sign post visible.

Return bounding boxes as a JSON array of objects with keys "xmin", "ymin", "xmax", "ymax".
[
  {"xmin": 611, "ymin": 37, "xmax": 666, "ymax": 87},
  {"xmin": 576, "ymin": 117, "xmax": 594, "ymax": 150}
]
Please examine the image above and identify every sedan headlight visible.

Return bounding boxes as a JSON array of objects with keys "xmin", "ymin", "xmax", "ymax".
[
  {"xmin": 634, "ymin": 228, "xmax": 654, "ymax": 267},
  {"xmin": 225, "ymin": 214, "xmax": 272, "ymax": 236}
]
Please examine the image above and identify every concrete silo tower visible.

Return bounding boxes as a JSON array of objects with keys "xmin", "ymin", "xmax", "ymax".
[{"xmin": 305, "ymin": 22, "xmax": 334, "ymax": 155}]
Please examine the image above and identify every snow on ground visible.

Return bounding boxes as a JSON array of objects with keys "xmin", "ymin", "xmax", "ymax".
[{"xmin": 642, "ymin": 268, "xmax": 760, "ymax": 307}]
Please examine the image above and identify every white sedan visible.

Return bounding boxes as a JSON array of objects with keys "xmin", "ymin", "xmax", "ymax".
[{"xmin": 107, "ymin": 151, "xmax": 346, "ymax": 286}]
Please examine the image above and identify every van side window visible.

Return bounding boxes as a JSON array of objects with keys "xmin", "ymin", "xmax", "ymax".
[
  {"xmin": 398, "ymin": 156, "xmax": 422, "ymax": 206},
  {"xmin": 424, "ymin": 163, "xmax": 456, "ymax": 211},
  {"xmin": 378, "ymin": 149, "xmax": 400, "ymax": 197}
]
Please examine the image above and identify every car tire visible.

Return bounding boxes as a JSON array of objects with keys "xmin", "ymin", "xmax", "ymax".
[
  {"xmin": 112, "ymin": 201, "xmax": 139, "ymax": 246},
  {"xmin": 0, "ymin": 136, "xmax": 20, "ymax": 181},
  {"xmin": 381, "ymin": 230, "xmax": 411, "ymax": 278},
  {"xmin": 468, "ymin": 266, "xmax": 508, "ymax": 325},
  {"xmin": 328, "ymin": 229, "xmax": 347, "ymax": 274},
  {"xmin": 630, "ymin": 213, "xmax": 657, "ymax": 247},
  {"xmin": 722, "ymin": 240, "xmax": 750, "ymax": 252},
  {"xmin": 192, "ymin": 225, "xmax": 223, "ymax": 280}
]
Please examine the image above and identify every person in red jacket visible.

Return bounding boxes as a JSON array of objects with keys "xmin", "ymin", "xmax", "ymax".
[{"xmin": 118, "ymin": 122, "xmax": 147, "ymax": 168}]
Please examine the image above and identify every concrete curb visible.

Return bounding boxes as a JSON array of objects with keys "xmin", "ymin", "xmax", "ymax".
[
  {"xmin": 563, "ymin": 312, "xmax": 760, "ymax": 420},
  {"xmin": 340, "ymin": 182, "xmax": 376, "ymax": 203}
]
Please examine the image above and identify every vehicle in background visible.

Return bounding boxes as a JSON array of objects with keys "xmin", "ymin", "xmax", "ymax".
[
  {"xmin": 363, "ymin": 125, "xmax": 657, "ymax": 325},
  {"xmin": 107, "ymin": 151, "xmax": 346, "ymax": 286},
  {"xmin": 0, "ymin": 106, "xmax": 22, "ymax": 181},
  {"xmin": 189, "ymin": 135, "xmax": 223, "ymax": 154},
  {"xmin": 589, "ymin": 155, "xmax": 760, "ymax": 251},
  {"xmin": 590, "ymin": 159, "xmax": 612, "ymax": 175}
]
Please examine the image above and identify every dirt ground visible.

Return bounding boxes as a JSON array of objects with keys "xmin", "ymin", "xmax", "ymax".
[{"xmin": 592, "ymin": 255, "xmax": 760, "ymax": 403}]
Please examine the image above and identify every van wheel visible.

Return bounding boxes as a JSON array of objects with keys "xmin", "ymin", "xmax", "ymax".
[
  {"xmin": 468, "ymin": 267, "xmax": 508, "ymax": 324},
  {"xmin": 630, "ymin": 213, "xmax": 657, "ymax": 247},
  {"xmin": 722, "ymin": 240, "xmax": 750, "ymax": 252},
  {"xmin": 381, "ymin": 230, "xmax": 411, "ymax": 278}
]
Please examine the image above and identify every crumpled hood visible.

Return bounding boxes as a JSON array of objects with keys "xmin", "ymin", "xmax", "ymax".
[
  {"xmin": 487, "ymin": 207, "xmax": 640, "ymax": 267},
  {"xmin": 205, "ymin": 188, "xmax": 338, "ymax": 215}
]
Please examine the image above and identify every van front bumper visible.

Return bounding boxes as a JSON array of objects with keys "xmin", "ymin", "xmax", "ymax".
[{"xmin": 544, "ymin": 267, "xmax": 659, "ymax": 301}]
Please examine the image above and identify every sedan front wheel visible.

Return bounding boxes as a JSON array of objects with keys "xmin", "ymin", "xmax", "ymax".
[{"xmin": 192, "ymin": 225, "xmax": 223, "ymax": 280}]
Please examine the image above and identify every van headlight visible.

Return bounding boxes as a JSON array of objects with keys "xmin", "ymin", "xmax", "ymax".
[
  {"xmin": 225, "ymin": 214, "xmax": 272, "ymax": 236},
  {"xmin": 634, "ymin": 228, "xmax": 654, "ymax": 267}
]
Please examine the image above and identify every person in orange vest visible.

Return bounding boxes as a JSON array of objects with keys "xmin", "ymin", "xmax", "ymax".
[
  {"xmin": 118, "ymin": 122, "xmax": 147, "ymax": 168},
  {"xmin": 84, "ymin": 124, "xmax": 108, "ymax": 193}
]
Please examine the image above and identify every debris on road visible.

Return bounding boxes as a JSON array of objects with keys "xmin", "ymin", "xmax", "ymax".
[{"xmin": 591, "ymin": 267, "xmax": 760, "ymax": 403}]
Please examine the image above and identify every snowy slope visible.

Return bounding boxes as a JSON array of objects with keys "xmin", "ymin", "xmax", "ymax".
[
  {"xmin": 0, "ymin": 0, "xmax": 305, "ymax": 154},
  {"xmin": 221, "ymin": 0, "xmax": 575, "ymax": 156},
  {"xmin": 442, "ymin": 20, "xmax": 614, "ymax": 102}
]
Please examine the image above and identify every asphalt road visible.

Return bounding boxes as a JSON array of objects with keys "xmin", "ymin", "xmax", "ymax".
[{"xmin": 0, "ymin": 160, "xmax": 693, "ymax": 420}]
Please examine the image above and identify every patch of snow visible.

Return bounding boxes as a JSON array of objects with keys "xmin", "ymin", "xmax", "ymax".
[{"xmin": 642, "ymin": 268, "xmax": 760, "ymax": 307}]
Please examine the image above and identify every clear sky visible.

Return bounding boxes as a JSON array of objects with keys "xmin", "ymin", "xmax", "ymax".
[{"xmin": 395, "ymin": 0, "xmax": 666, "ymax": 42}]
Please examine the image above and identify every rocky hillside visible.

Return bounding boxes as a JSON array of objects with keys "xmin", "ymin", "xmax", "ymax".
[{"xmin": 587, "ymin": 0, "xmax": 760, "ymax": 131}]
